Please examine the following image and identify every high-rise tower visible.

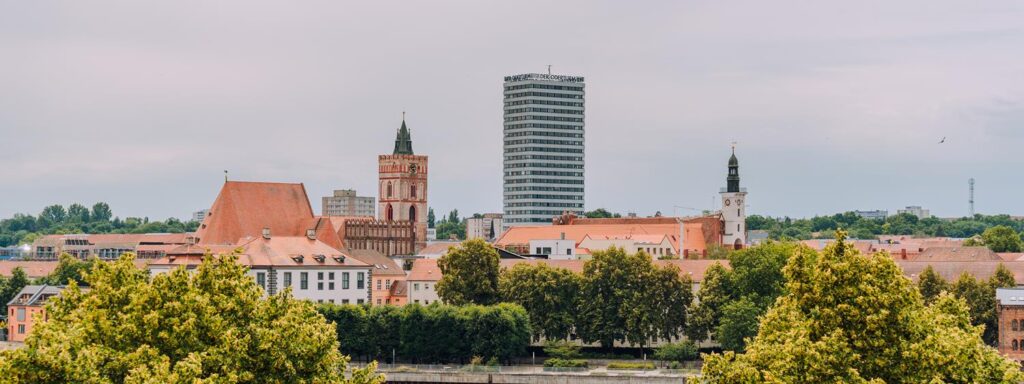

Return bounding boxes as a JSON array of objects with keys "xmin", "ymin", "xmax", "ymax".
[
  {"xmin": 720, "ymin": 146, "xmax": 747, "ymax": 249},
  {"xmin": 502, "ymin": 73, "xmax": 586, "ymax": 230},
  {"xmin": 379, "ymin": 118, "xmax": 428, "ymax": 250}
]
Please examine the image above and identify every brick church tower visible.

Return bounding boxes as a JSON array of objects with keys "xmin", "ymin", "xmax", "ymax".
[{"xmin": 379, "ymin": 118, "xmax": 428, "ymax": 251}]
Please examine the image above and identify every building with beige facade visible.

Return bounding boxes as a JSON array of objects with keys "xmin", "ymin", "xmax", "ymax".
[{"xmin": 322, "ymin": 189, "xmax": 375, "ymax": 217}]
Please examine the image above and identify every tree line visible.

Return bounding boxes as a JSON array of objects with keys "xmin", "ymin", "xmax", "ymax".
[
  {"xmin": 748, "ymin": 211, "xmax": 1024, "ymax": 244},
  {"xmin": 317, "ymin": 302, "xmax": 530, "ymax": 364},
  {"xmin": 0, "ymin": 254, "xmax": 96, "ymax": 315},
  {"xmin": 918, "ymin": 263, "xmax": 1016, "ymax": 345},
  {"xmin": 0, "ymin": 202, "xmax": 200, "ymax": 247}
]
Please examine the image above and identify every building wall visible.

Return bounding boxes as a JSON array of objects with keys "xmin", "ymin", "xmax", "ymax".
[
  {"xmin": 998, "ymin": 305, "xmax": 1024, "ymax": 360},
  {"xmin": 341, "ymin": 219, "xmax": 417, "ymax": 257},
  {"xmin": 322, "ymin": 189, "xmax": 376, "ymax": 217},
  {"xmin": 6, "ymin": 305, "xmax": 44, "ymax": 343},
  {"xmin": 378, "ymin": 154, "xmax": 428, "ymax": 250},
  {"xmin": 466, "ymin": 215, "xmax": 504, "ymax": 241},
  {"xmin": 372, "ymin": 275, "xmax": 406, "ymax": 305},
  {"xmin": 407, "ymin": 280, "xmax": 440, "ymax": 305},
  {"xmin": 720, "ymin": 192, "xmax": 747, "ymax": 249},
  {"xmin": 502, "ymin": 73, "xmax": 586, "ymax": 230},
  {"xmin": 149, "ymin": 265, "xmax": 372, "ymax": 305},
  {"xmin": 529, "ymin": 239, "xmax": 577, "ymax": 259}
]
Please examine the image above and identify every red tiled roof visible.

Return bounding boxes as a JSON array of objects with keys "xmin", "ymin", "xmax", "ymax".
[
  {"xmin": 407, "ymin": 258, "xmax": 439, "ymax": 281},
  {"xmin": 913, "ymin": 246, "xmax": 1001, "ymax": 262},
  {"xmin": 0, "ymin": 260, "xmax": 151, "ymax": 278},
  {"xmin": 347, "ymin": 249, "xmax": 405, "ymax": 276},
  {"xmin": 416, "ymin": 242, "xmax": 460, "ymax": 257},
  {"xmin": 154, "ymin": 236, "xmax": 364, "ymax": 268},
  {"xmin": 495, "ymin": 223, "xmax": 684, "ymax": 252},
  {"xmin": 195, "ymin": 181, "xmax": 315, "ymax": 246}
]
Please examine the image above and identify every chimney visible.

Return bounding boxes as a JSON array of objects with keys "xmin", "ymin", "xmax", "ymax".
[
  {"xmin": 901, "ymin": 249, "xmax": 907, "ymax": 260},
  {"xmin": 560, "ymin": 232, "xmax": 566, "ymax": 240},
  {"xmin": 262, "ymin": 228, "xmax": 271, "ymax": 239},
  {"xmin": 306, "ymin": 229, "xmax": 316, "ymax": 240}
]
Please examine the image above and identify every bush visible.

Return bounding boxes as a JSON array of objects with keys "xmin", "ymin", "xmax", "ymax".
[
  {"xmin": 607, "ymin": 362, "xmax": 655, "ymax": 370},
  {"xmin": 543, "ymin": 340, "xmax": 581, "ymax": 359},
  {"xmin": 653, "ymin": 340, "xmax": 699, "ymax": 362},
  {"xmin": 543, "ymin": 358, "xmax": 589, "ymax": 368}
]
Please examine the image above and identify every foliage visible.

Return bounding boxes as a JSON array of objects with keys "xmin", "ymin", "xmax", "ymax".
[
  {"xmin": 693, "ymin": 231, "xmax": 1024, "ymax": 384},
  {"xmin": 38, "ymin": 253, "xmax": 97, "ymax": 286},
  {"xmin": 542, "ymin": 340, "xmax": 582, "ymax": 359},
  {"xmin": 747, "ymin": 212, "xmax": 1024, "ymax": 241},
  {"xmin": 917, "ymin": 265, "xmax": 948, "ymax": 304},
  {"xmin": 427, "ymin": 208, "xmax": 436, "ymax": 229},
  {"xmin": 951, "ymin": 272, "xmax": 999, "ymax": 345},
  {"xmin": 576, "ymin": 248, "xmax": 692, "ymax": 349},
  {"xmin": 433, "ymin": 209, "xmax": 466, "ymax": 241},
  {"xmin": 584, "ymin": 208, "xmax": 621, "ymax": 219},
  {"xmin": 990, "ymin": 263, "xmax": 1016, "ymax": 289},
  {"xmin": 653, "ymin": 341, "xmax": 699, "ymax": 362},
  {"xmin": 319, "ymin": 303, "xmax": 530, "ymax": 364},
  {"xmin": 436, "ymin": 239, "xmax": 500, "ymax": 305},
  {"xmin": 500, "ymin": 262, "xmax": 581, "ymax": 340},
  {"xmin": 0, "ymin": 253, "xmax": 381, "ymax": 383},
  {"xmin": 607, "ymin": 362, "xmax": 655, "ymax": 370},
  {"xmin": 687, "ymin": 242, "xmax": 796, "ymax": 351},
  {"xmin": 543, "ymin": 358, "xmax": 588, "ymax": 368},
  {"xmin": 0, "ymin": 267, "xmax": 29, "ymax": 315},
  {"xmin": 0, "ymin": 202, "xmax": 199, "ymax": 247},
  {"xmin": 980, "ymin": 225, "xmax": 1023, "ymax": 252}
]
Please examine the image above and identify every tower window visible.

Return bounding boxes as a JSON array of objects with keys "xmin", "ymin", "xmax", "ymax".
[
  {"xmin": 386, "ymin": 204, "xmax": 394, "ymax": 221},
  {"xmin": 409, "ymin": 206, "xmax": 417, "ymax": 222},
  {"xmin": 411, "ymin": 185, "xmax": 417, "ymax": 198}
]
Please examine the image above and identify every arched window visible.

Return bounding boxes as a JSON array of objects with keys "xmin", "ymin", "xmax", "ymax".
[
  {"xmin": 409, "ymin": 206, "xmax": 417, "ymax": 222},
  {"xmin": 411, "ymin": 185, "xmax": 417, "ymax": 198},
  {"xmin": 387, "ymin": 182, "xmax": 393, "ymax": 198},
  {"xmin": 1014, "ymin": 319, "xmax": 1019, "ymax": 331},
  {"xmin": 1014, "ymin": 340, "xmax": 1019, "ymax": 351},
  {"xmin": 386, "ymin": 204, "xmax": 394, "ymax": 221}
]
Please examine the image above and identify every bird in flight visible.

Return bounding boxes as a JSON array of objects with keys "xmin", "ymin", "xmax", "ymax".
[{"xmin": 938, "ymin": 137, "xmax": 946, "ymax": 144}]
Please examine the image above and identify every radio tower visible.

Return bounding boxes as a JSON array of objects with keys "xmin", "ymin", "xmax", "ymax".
[{"xmin": 969, "ymin": 178, "xmax": 975, "ymax": 217}]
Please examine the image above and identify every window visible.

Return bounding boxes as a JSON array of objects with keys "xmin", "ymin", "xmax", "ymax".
[
  {"xmin": 411, "ymin": 185, "xmax": 417, "ymax": 198},
  {"xmin": 317, "ymin": 299, "xmax": 323, "ymax": 303},
  {"xmin": 357, "ymin": 273, "xmax": 365, "ymax": 289},
  {"xmin": 1015, "ymin": 340, "xmax": 1019, "ymax": 351},
  {"xmin": 414, "ymin": 283, "xmax": 420, "ymax": 291},
  {"xmin": 256, "ymin": 272, "xmax": 266, "ymax": 290},
  {"xmin": 1015, "ymin": 320, "xmax": 1020, "ymax": 331},
  {"xmin": 300, "ymin": 272, "xmax": 309, "ymax": 290},
  {"xmin": 342, "ymin": 299, "xmax": 350, "ymax": 304},
  {"xmin": 318, "ymin": 272, "xmax": 324, "ymax": 280},
  {"xmin": 329, "ymin": 300, "xmax": 334, "ymax": 304},
  {"xmin": 329, "ymin": 272, "xmax": 335, "ymax": 280},
  {"xmin": 318, "ymin": 281, "xmax": 324, "ymax": 290},
  {"xmin": 284, "ymin": 272, "xmax": 292, "ymax": 288},
  {"xmin": 377, "ymin": 279, "xmax": 382, "ymax": 290},
  {"xmin": 377, "ymin": 299, "xmax": 382, "ymax": 305},
  {"xmin": 567, "ymin": 249, "xmax": 572, "ymax": 255},
  {"xmin": 17, "ymin": 324, "xmax": 25, "ymax": 334},
  {"xmin": 386, "ymin": 279, "xmax": 392, "ymax": 290},
  {"xmin": 343, "ymin": 273, "xmax": 350, "ymax": 289},
  {"xmin": 329, "ymin": 281, "xmax": 335, "ymax": 290},
  {"xmin": 387, "ymin": 182, "xmax": 393, "ymax": 198},
  {"xmin": 357, "ymin": 299, "xmax": 364, "ymax": 304},
  {"xmin": 16, "ymin": 308, "xmax": 25, "ymax": 321}
]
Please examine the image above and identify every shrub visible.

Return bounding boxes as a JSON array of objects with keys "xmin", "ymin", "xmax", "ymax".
[
  {"xmin": 607, "ymin": 362, "xmax": 655, "ymax": 370},
  {"xmin": 543, "ymin": 358, "xmax": 589, "ymax": 368},
  {"xmin": 543, "ymin": 340, "xmax": 582, "ymax": 359},
  {"xmin": 653, "ymin": 340, "xmax": 699, "ymax": 362}
]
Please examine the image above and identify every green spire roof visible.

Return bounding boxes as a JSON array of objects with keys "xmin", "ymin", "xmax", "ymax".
[{"xmin": 393, "ymin": 119, "xmax": 414, "ymax": 155}]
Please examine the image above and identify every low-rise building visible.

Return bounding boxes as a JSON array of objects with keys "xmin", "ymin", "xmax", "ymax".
[
  {"xmin": 6, "ymin": 285, "xmax": 65, "ymax": 342},
  {"xmin": 30, "ymin": 233, "xmax": 190, "ymax": 260},
  {"xmin": 466, "ymin": 214, "xmax": 503, "ymax": 241},
  {"xmin": 192, "ymin": 209, "xmax": 210, "ymax": 222},
  {"xmin": 897, "ymin": 206, "xmax": 931, "ymax": 219},
  {"xmin": 322, "ymin": 189, "xmax": 376, "ymax": 217},
  {"xmin": 997, "ymin": 287, "xmax": 1024, "ymax": 360},
  {"xmin": 854, "ymin": 210, "xmax": 888, "ymax": 220},
  {"xmin": 407, "ymin": 259, "xmax": 441, "ymax": 305},
  {"xmin": 347, "ymin": 249, "xmax": 406, "ymax": 306}
]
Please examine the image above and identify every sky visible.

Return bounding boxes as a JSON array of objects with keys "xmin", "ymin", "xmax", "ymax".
[{"xmin": 1, "ymin": 1, "xmax": 1023, "ymax": 221}]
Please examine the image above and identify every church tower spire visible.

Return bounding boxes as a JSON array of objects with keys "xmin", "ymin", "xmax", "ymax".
[
  {"xmin": 393, "ymin": 115, "xmax": 414, "ymax": 155},
  {"xmin": 727, "ymin": 144, "xmax": 740, "ymax": 193}
]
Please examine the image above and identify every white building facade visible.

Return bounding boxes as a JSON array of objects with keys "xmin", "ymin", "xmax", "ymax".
[
  {"xmin": 466, "ymin": 214, "xmax": 504, "ymax": 241},
  {"xmin": 502, "ymin": 73, "xmax": 586, "ymax": 231},
  {"xmin": 720, "ymin": 148, "xmax": 748, "ymax": 249}
]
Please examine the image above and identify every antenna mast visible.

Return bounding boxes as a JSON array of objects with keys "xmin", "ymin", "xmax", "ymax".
[{"xmin": 969, "ymin": 178, "xmax": 975, "ymax": 217}]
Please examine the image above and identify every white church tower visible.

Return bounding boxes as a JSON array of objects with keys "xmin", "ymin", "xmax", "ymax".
[{"xmin": 720, "ymin": 146, "xmax": 747, "ymax": 249}]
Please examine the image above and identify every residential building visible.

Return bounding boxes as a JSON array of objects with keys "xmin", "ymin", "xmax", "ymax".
[
  {"xmin": 30, "ymin": 233, "xmax": 191, "ymax": 260},
  {"xmin": 0, "ymin": 245, "xmax": 28, "ymax": 260},
  {"xmin": 529, "ymin": 238, "xmax": 577, "ymax": 259},
  {"xmin": 346, "ymin": 249, "xmax": 407, "ymax": 306},
  {"xmin": 465, "ymin": 213, "xmax": 503, "ymax": 241},
  {"xmin": 416, "ymin": 242, "xmax": 460, "ymax": 259},
  {"xmin": 192, "ymin": 209, "xmax": 210, "ymax": 222},
  {"xmin": 408, "ymin": 258, "xmax": 441, "ymax": 305},
  {"xmin": 322, "ymin": 189, "xmax": 375, "ymax": 217},
  {"xmin": 577, "ymin": 234, "xmax": 676, "ymax": 259},
  {"xmin": 997, "ymin": 287, "xmax": 1024, "ymax": 360},
  {"xmin": 897, "ymin": 206, "xmax": 931, "ymax": 219},
  {"xmin": 6, "ymin": 285, "xmax": 65, "ymax": 342},
  {"xmin": 720, "ymin": 147, "xmax": 748, "ymax": 249},
  {"xmin": 379, "ymin": 118, "xmax": 428, "ymax": 251},
  {"xmin": 502, "ymin": 73, "xmax": 586, "ymax": 230},
  {"xmin": 854, "ymin": 210, "xmax": 888, "ymax": 220}
]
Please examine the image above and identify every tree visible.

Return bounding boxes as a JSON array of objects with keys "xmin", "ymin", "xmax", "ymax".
[
  {"xmin": 686, "ymin": 262, "xmax": 732, "ymax": 342},
  {"xmin": 39, "ymin": 204, "xmax": 66, "ymax": 225},
  {"xmin": 436, "ymin": 239, "xmax": 500, "ymax": 305},
  {"xmin": 917, "ymin": 265, "xmax": 948, "ymax": 304},
  {"xmin": 727, "ymin": 242, "xmax": 795, "ymax": 309},
  {"xmin": 645, "ymin": 262, "xmax": 693, "ymax": 343},
  {"xmin": 0, "ymin": 267, "xmax": 29, "ymax": 315},
  {"xmin": 653, "ymin": 341, "xmax": 699, "ymax": 362},
  {"xmin": 0, "ymin": 253, "xmax": 382, "ymax": 383},
  {"xmin": 90, "ymin": 202, "xmax": 113, "ymax": 223},
  {"xmin": 66, "ymin": 203, "xmax": 90, "ymax": 224},
  {"xmin": 694, "ymin": 231, "xmax": 1024, "ymax": 383},
  {"xmin": 716, "ymin": 297, "xmax": 760, "ymax": 352},
  {"xmin": 427, "ymin": 208, "xmax": 436, "ymax": 229},
  {"xmin": 952, "ymin": 272, "xmax": 999, "ymax": 345},
  {"xmin": 40, "ymin": 254, "xmax": 96, "ymax": 286},
  {"xmin": 499, "ymin": 262, "xmax": 581, "ymax": 341},
  {"xmin": 584, "ymin": 208, "xmax": 621, "ymax": 219},
  {"xmin": 990, "ymin": 263, "xmax": 1016, "ymax": 289},
  {"xmin": 980, "ymin": 225, "xmax": 1023, "ymax": 252}
]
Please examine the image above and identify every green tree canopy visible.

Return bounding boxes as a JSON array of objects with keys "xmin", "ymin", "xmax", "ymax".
[
  {"xmin": 0, "ymin": 253, "xmax": 381, "ymax": 383},
  {"xmin": 436, "ymin": 239, "xmax": 500, "ymax": 305},
  {"xmin": 695, "ymin": 231, "xmax": 1023, "ymax": 383},
  {"xmin": 499, "ymin": 262, "xmax": 581, "ymax": 341},
  {"xmin": 980, "ymin": 225, "xmax": 1023, "ymax": 252},
  {"xmin": 917, "ymin": 265, "xmax": 948, "ymax": 304},
  {"xmin": 0, "ymin": 267, "xmax": 29, "ymax": 315}
]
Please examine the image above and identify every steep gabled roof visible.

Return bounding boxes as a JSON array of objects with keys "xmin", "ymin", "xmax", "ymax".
[
  {"xmin": 393, "ymin": 119, "xmax": 414, "ymax": 155},
  {"xmin": 195, "ymin": 181, "xmax": 314, "ymax": 245}
]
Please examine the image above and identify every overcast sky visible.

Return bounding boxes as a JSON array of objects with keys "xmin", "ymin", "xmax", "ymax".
[{"xmin": 1, "ymin": 1, "xmax": 1022, "ymax": 221}]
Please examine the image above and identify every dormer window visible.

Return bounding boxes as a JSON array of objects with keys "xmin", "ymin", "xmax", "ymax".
[
  {"xmin": 313, "ymin": 254, "xmax": 326, "ymax": 263},
  {"xmin": 333, "ymin": 255, "xmax": 346, "ymax": 263},
  {"xmin": 291, "ymin": 255, "xmax": 304, "ymax": 263}
]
